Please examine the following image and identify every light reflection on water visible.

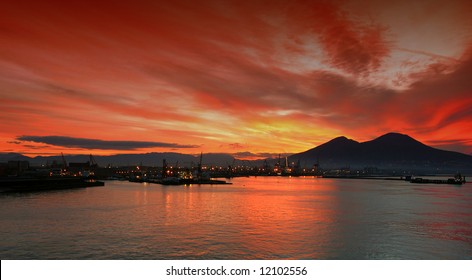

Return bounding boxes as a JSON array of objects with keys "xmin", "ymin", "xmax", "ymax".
[{"xmin": 0, "ymin": 177, "xmax": 471, "ymax": 259}]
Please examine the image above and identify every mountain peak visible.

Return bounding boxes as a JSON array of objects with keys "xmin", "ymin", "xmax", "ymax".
[
  {"xmin": 375, "ymin": 132, "xmax": 413, "ymax": 141},
  {"xmin": 326, "ymin": 136, "xmax": 358, "ymax": 145},
  {"xmin": 368, "ymin": 132, "xmax": 424, "ymax": 148}
]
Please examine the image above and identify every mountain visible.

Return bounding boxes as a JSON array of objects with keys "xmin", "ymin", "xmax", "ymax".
[
  {"xmin": 289, "ymin": 132, "xmax": 472, "ymax": 173},
  {"xmin": 0, "ymin": 153, "xmax": 31, "ymax": 162}
]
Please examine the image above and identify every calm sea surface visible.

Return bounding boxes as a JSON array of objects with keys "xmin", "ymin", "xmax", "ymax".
[{"xmin": 1, "ymin": 177, "xmax": 471, "ymax": 259}]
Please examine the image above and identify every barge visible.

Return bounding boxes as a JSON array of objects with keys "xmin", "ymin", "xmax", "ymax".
[{"xmin": 410, "ymin": 173, "xmax": 466, "ymax": 185}]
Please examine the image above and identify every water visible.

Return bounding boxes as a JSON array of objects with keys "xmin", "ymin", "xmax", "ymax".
[{"xmin": 0, "ymin": 177, "xmax": 471, "ymax": 259}]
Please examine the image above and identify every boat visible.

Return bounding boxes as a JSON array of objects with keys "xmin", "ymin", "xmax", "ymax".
[
  {"xmin": 159, "ymin": 177, "xmax": 230, "ymax": 186},
  {"xmin": 159, "ymin": 154, "xmax": 231, "ymax": 185},
  {"xmin": 161, "ymin": 176, "xmax": 182, "ymax": 185}
]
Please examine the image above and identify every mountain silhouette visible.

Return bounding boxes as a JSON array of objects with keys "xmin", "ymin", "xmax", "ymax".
[{"xmin": 290, "ymin": 132, "xmax": 472, "ymax": 172}]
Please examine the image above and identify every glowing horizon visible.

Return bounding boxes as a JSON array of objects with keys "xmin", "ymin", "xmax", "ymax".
[{"xmin": 2, "ymin": 0, "xmax": 472, "ymax": 159}]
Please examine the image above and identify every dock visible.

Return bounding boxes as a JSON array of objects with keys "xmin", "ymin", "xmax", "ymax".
[{"xmin": 0, "ymin": 177, "xmax": 105, "ymax": 193}]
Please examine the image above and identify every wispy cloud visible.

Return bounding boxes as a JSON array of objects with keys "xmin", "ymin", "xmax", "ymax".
[{"xmin": 284, "ymin": 0, "xmax": 391, "ymax": 76}]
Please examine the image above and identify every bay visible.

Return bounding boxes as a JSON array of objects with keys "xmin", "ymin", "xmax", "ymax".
[{"xmin": 0, "ymin": 177, "xmax": 471, "ymax": 259}]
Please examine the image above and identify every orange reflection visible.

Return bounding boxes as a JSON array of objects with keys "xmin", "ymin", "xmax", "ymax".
[{"xmin": 229, "ymin": 176, "xmax": 337, "ymax": 259}]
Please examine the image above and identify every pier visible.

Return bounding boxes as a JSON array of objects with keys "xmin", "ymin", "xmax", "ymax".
[{"xmin": 0, "ymin": 177, "xmax": 104, "ymax": 193}]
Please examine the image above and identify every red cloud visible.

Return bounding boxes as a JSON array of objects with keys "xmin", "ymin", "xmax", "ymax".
[{"xmin": 1, "ymin": 0, "xmax": 471, "ymax": 156}]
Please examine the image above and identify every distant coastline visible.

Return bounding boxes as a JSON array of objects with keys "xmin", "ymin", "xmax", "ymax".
[{"xmin": 2, "ymin": 133, "xmax": 472, "ymax": 181}]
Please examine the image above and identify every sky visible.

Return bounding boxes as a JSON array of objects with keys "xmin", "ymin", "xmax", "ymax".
[{"xmin": 1, "ymin": 0, "xmax": 472, "ymax": 159}]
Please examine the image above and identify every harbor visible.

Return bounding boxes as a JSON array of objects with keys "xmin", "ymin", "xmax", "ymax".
[{"xmin": 1, "ymin": 152, "xmax": 467, "ymax": 193}]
